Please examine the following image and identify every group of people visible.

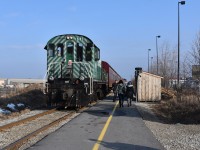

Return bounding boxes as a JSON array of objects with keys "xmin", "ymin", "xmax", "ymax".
[{"xmin": 112, "ymin": 79, "xmax": 135, "ymax": 107}]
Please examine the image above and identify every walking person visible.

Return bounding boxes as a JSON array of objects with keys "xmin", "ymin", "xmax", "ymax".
[
  {"xmin": 126, "ymin": 81, "xmax": 134, "ymax": 107},
  {"xmin": 117, "ymin": 80, "xmax": 125, "ymax": 107},
  {"xmin": 112, "ymin": 80, "xmax": 118, "ymax": 102}
]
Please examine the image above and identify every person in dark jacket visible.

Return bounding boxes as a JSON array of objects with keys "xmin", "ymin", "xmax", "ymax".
[
  {"xmin": 117, "ymin": 80, "xmax": 125, "ymax": 107},
  {"xmin": 126, "ymin": 81, "xmax": 135, "ymax": 107},
  {"xmin": 112, "ymin": 80, "xmax": 118, "ymax": 102}
]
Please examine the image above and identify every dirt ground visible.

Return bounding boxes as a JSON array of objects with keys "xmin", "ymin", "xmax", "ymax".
[{"xmin": 0, "ymin": 88, "xmax": 47, "ymax": 120}]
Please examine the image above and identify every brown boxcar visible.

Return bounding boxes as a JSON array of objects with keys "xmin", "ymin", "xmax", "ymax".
[{"xmin": 102, "ymin": 61, "xmax": 121, "ymax": 90}]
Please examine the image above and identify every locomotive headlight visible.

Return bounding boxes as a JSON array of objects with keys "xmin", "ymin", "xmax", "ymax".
[
  {"xmin": 66, "ymin": 36, "xmax": 73, "ymax": 39},
  {"xmin": 79, "ymin": 75, "xmax": 85, "ymax": 81},
  {"xmin": 79, "ymin": 73, "xmax": 85, "ymax": 81},
  {"xmin": 49, "ymin": 76, "xmax": 54, "ymax": 81}
]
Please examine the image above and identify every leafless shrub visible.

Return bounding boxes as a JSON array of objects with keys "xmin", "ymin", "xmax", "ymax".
[{"xmin": 154, "ymin": 88, "xmax": 200, "ymax": 124}]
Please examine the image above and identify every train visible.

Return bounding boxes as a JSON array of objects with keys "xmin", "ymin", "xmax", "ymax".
[{"xmin": 44, "ymin": 34, "xmax": 121, "ymax": 108}]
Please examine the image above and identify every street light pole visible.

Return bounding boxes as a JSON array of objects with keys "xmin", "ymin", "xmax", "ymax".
[
  {"xmin": 156, "ymin": 35, "xmax": 161, "ymax": 75},
  {"xmin": 177, "ymin": 1, "xmax": 185, "ymax": 87},
  {"xmin": 151, "ymin": 57, "xmax": 153, "ymax": 73},
  {"xmin": 148, "ymin": 49, "xmax": 151, "ymax": 72}
]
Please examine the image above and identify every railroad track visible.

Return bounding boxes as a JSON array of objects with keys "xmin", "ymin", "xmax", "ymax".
[
  {"xmin": 1, "ymin": 101, "xmax": 98, "ymax": 150},
  {"xmin": 0, "ymin": 108, "xmax": 57, "ymax": 131},
  {"xmin": 3, "ymin": 111, "xmax": 76, "ymax": 150}
]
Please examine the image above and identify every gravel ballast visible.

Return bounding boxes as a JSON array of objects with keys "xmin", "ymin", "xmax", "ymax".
[{"xmin": 135, "ymin": 102, "xmax": 200, "ymax": 150}]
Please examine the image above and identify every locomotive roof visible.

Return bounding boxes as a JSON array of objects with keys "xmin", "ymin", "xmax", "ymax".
[{"xmin": 44, "ymin": 34, "xmax": 99, "ymax": 50}]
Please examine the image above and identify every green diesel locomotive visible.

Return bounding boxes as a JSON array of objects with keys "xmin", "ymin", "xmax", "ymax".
[{"xmin": 44, "ymin": 34, "xmax": 121, "ymax": 108}]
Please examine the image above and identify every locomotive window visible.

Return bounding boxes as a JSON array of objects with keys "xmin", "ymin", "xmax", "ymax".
[
  {"xmin": 85, "ymin": 44, "xmax": 92, "ymax": 61},
  {"xmin": 94, "ymin": 49, "xmax": 100, "ymax": 61},
  {"xmin": 76, "ymin": 43, "xmax": 83, "ymax": 62},
  {"xmin": 67, "ymin": 43, "xmax": 73, "ymax": 54},
  {"xmin": 57, "ymin": 44, "xmax": 64, "ymax": 56},
  {"xmin": 48, "ymin": 44, "xmax": 55, "ymax": 57}
]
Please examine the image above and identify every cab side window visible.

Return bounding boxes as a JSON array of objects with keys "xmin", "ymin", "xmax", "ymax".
[
  {"xmin": 57, "ymin": 44, "xmax": 64, "ymax": 56},
  {"xmin": 76, "ymin": 43, "xmax": 83, "ymax": 61},
  {"xmin": 94, "ymin": 48, "xmax": 100, "ymax": 61},
  {"xmin": 85, "ymin": 43, "xmax": 92, "ymax": 61},
  {"xmin": 48, "ymin": 44, "xmax": 55, "ymax": 57}
]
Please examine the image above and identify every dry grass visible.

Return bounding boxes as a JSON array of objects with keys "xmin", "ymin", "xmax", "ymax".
[
  {"xmin": 0, "ymin": 84, "xmax": 47, "ymax": 110},
  {"xmin": 153, "ymin": 89, "xmax": 200, "ymax": 124}
]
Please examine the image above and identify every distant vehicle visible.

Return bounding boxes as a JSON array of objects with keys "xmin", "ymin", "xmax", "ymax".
[{"xmin": 44, "ymin": 34, "xmax": 121, "ymax": 108}]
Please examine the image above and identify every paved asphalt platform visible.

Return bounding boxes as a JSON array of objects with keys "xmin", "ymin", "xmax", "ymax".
[{"xmin": 29, "ymin": 96, "xmax": 165, "ymax": 150}]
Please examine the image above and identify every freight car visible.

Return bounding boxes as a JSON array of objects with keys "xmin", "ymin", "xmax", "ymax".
[
  {"xmin": 101, "ymin": 61, "xmax": 121, "ymax": 90},
  {"xmin": 44, "ymin": 34, "xmax": 121, "ymax": 108}
]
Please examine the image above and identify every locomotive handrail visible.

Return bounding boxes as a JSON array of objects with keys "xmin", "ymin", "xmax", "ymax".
[
  {"xmin": 72, "ymin": 62, "xmax": 93, "ymax": 95},
  {"xmin": 43, "ymin": 61, "xmax": 61, "ymax": 94}
]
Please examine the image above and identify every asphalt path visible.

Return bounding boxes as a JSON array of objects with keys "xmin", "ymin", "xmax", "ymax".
[{"xmin": 29, "ymin": 96, "xmax": 165, "ymax": 150}]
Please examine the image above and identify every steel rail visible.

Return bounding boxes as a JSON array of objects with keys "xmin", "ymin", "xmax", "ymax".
[{"xmin": 0, "ymin": 108, "xmax": 57, "ymax": 131}]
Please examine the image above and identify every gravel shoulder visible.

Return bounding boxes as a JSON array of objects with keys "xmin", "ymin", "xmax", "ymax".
[{"xmin": 135, "ymin": 102, "xmax": 200, "ymax": 150}]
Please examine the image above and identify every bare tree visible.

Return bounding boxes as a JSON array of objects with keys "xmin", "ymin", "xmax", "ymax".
[
  {"xmin": 181, "ymin": 54, "xmax": 191, "ymax": 80},
  {"xmin": 149, "ymin": 30, "xmax": 200, "ymax": 89},
  {"xmin": 186, "ymin": 30, "xmax": 200, "ymax": 81},
  {"xmin": 158, "ymin": 42, "xmax": 178, "ymax": 88},
  {"xmin": 190, "ymin": 30, "xmax": 200, "ymax": 65}
]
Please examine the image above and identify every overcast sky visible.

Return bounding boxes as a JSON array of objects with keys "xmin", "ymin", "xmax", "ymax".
[{"xmin": 0, "ymin": 0, "xmax": 199, "ymax": 80}]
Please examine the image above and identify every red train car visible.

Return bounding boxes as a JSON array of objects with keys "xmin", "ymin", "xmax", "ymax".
[{"xmin": 102, "ymin": 61, "xmax": 122, "ymax": 90}]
